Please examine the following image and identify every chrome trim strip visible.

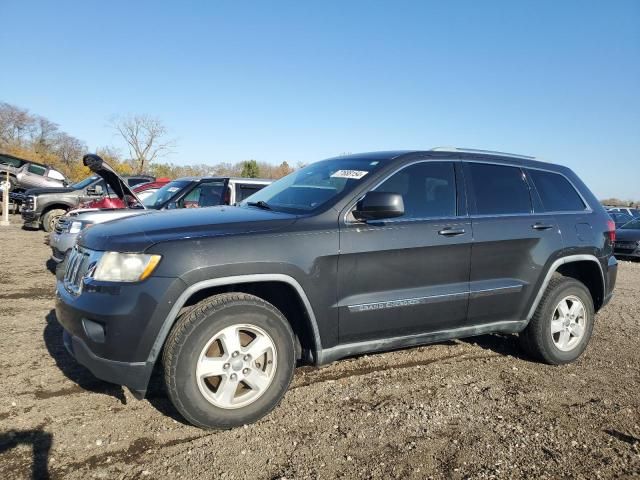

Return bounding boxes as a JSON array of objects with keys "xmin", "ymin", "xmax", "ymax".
[
  {"xmin": 346, "ymin": 283, "xmax": 523, "ymax": 312},
  {"xmin": 469, "ymin": 284, "xmax": 523, "ymax": 299},
  {"xmin": 146, "ymin": 274, "xmax": 322, "ymax": 363},
  {"xmin": 526, "ymin": 254, "xmax": 605, "ymax": 320},
  {"xmin": 347, "ymin": 291, "xmax": 468, "ymax": 312}
]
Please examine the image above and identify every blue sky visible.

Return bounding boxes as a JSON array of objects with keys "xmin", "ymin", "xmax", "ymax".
[{"xmin": 1, "ymin": 0, "xmax": 638, "ymax": 199}]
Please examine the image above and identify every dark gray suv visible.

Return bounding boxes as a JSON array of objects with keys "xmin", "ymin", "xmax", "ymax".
[{"xmin": 55, "ymin": 148, "xmax": 617, "ymax": 429}]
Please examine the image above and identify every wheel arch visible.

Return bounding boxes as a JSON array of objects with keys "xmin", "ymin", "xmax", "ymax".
[
  {"xmin": 146, "ymin": 274, "xmax": 323, "ymax": 366},
  {"xmin": 527, "ymin": 254, "xmax": 605, "ymax": 320},
  {"xmin": 41, "ymin": 202, "xmax": 72, "ymax": 216}
]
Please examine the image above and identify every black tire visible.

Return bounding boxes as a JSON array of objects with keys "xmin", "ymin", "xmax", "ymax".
[
  {"xmin": 520, "ymin": 277, "xmax": 595, "ymax": 364},
  {"xmin": 42, "ymin": 208, "xmax": 65, "ymax": 232},
  {"xmin": 162, "ymin": 293, "xmax": 296, "ymax": 429}
]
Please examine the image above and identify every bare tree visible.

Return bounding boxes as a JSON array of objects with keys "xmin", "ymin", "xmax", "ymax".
[
  {"xmin": 55, "ymin": 132, "xmax": 86, "ymax": 166},
  {"xmin": 110, "ymin": 114, "xmax": 175, "ymax": 174},
  {"xmin": 31, "ymin": 116, "xmax": 59, "ymax": 155},
  {"xmin": 0, "ymin": 102, "xmax": 34, "ymax": 146}
]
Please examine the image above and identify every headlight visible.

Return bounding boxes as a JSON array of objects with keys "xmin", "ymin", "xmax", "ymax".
[
  {"xmin": 92, "ymin": 252, "xmax": 162, "ymax": 282},
  {"xmin": 68, "ymin": 221, "xmax": 91, "ymax": 234}
]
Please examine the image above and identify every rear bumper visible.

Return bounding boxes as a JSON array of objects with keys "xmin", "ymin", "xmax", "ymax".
[{"xmin": 614, "ymin": 250, "xmax": 640, "ymax": 259}]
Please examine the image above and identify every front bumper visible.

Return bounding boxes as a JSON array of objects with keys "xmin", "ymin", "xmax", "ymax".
[
  {"xmin": 55, "ymin": 275, "xmax": 187, "ymax": 395},
  {"xmin": 21, "ymin": 210, "xmax": 41, "ymax": 228},
  {"xmin": 49, "ymin": 231, "xmax": 78, "ymax": 262},
  {"xmin": 63, "ymin": 330, "xmax": 151, "ymax": 394}
]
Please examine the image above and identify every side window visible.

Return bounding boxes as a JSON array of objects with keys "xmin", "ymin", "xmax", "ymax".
[
  {"xmin": 177, "ymin": 181, "xmax": 226, "ymax": 208},
  {"xmin": 466, "ymin": 163, "xmax": 531, "ymax": 215},
  {"xmin": 528, "ymin": 170, "xmax": 586, "ymax": 212},
  {"xmin": 373, "ymin": 162, "xmax": 457, "ymax": 219},
  {"xmin": 235, "ymin": 183, "xmax": 265, "ymax": 202},
  {"xmin": 27, "ymin": 164, "xmax": 47, "ymax": 176}
]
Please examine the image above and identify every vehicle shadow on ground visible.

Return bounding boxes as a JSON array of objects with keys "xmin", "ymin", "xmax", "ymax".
[
  {"xmin": 460, "ymin": 333, "xmax": 532, "ymax": 361},
  {"xmin": 43, "ymin": 310, "xmax": 127, "ymax": 404},
  {"xmin": 0, "ymin": 429, "xmax": 52, "ymax": 479},
  {"xmin": 45, "ymin": 259, "xmax": 58, "ymax": 275}
]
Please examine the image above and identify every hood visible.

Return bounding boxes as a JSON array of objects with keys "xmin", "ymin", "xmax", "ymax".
[
  {"xmin": 83, "ymin": 154, "xmax": 145, "ymax": 209},
  {"xmin": 616, "ymin": 228, "xmax": 640, "ymax": 242},
  {"xmin": 78, "ymin": 205, "xmax": 298, "ymax": 251},
  {"xmin": 24, "ymin": 186, "xmax": 75, "ymax": 196}
]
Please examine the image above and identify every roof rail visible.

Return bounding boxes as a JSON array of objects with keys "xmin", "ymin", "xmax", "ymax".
[{"xmin": 430, "ymin": 146, "xmax": 536, "ymax": 160}]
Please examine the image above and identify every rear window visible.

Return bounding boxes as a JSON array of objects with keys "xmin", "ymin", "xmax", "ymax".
[
  {"xmin": 528, "ymin": 170, "xmax": 586, "ymax": 212},
  {"xmin": 466, "ymin": 163, "xmax": 531, "ymax": 215}
]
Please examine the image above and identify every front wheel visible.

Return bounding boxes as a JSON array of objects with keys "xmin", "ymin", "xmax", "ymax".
[
  {"xmin": 42, "ymin": 208, "xmax": 66, "ymax": 232},
  {"xmin": 162, "ymin": 293, "xmax": 296, "ymax": 429},
  {"xmin": 520, "ymin": 277, "xmax": 595, "ymax": 364}
]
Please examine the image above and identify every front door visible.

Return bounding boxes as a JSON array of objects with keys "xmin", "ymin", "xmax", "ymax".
[{"xmin": 337, "ymin": 160, "xmax": 471, "ymax": 343}]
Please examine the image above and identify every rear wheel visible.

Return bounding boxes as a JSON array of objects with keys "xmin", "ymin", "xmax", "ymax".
[
  {"xmin": 42, "ymin": 208, "xmax": 65, "ymax": 232},
  {"xmin": 162, "ymin": 293, "xmax": 296, "ymax": 429},
  {"xmin": 520, "ymin": 277, "xmax": 594, "ymax": 364}
]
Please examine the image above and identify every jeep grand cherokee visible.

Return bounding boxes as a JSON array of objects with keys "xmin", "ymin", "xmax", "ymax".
[{"xmin": 55, "ymin": 148, "xmax": 617, "ymax": 429}]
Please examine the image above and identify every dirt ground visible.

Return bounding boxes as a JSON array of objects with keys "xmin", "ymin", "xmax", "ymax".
[{"xmin": 0, "ymin": 215, "xmax": 638, "ymax": 480}]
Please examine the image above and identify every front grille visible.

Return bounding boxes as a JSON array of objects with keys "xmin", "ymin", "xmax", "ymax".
[{"xmin": 63, "ymin": 247, "xmax": 100, "ymax": 295}]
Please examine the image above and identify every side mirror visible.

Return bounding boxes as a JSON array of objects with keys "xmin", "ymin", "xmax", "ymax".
[{"xmin": 353, "ymin": 191, "xmax": 404, "ymax": 221}]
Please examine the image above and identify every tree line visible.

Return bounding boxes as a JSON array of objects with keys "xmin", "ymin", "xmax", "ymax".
[{"xmin": 0, "ymin": 101, "xmax": 297, "ymax": 182}]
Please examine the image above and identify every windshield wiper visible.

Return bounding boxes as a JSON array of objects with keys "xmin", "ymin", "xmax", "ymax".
[{"xmin": 247, "ymin": 200, "xmax": 272, "ymax": 210}]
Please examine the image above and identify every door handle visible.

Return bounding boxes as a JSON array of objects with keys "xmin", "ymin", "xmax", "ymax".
[
  {"xmin": 532, "ymin": 223, "xmax": 554, "ymax": 231},
  {"xmin": 438, "ymin": 227, "xmax": 466, "ymax": 237}
]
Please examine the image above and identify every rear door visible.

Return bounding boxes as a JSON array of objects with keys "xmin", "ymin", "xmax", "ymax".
[
  {"xmin": 337, "ymin": 160, "xmax": 471, "ymax": 343},
  {"xmin": 464, "ymin": 161, "xmax": 563, "ymax": 325}
]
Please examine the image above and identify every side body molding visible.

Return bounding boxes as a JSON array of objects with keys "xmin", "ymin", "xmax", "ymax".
[
  {"xmin": 526, "ymin": 254, "xmax": 605, "ymax": 320},
  {"xmin": 146, "ymin": 274, "xmax": 323, "ymax": 363}
]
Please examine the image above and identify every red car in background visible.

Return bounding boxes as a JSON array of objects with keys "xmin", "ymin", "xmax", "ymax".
[{"xmin": 80, "ymin": 178, "xmax": 171, "ymax": 209}]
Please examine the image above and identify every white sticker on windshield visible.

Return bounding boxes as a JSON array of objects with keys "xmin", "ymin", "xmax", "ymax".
[
  {"xmin": 167, "ymin": 187, "xmax": 180, "ymax": 192},
  {"xmin": 331, "ymin": 170, "xmax": 369, "ymax": 180}
]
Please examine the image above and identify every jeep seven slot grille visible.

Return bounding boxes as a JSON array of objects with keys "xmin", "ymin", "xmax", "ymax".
[{"xmin": 63, "ymin": 247, "xmax": 96, "ymax": 294}]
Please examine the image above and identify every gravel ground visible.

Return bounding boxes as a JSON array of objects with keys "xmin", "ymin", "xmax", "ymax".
[{"xmin": 0, "ymin": 216, "xmax": 638, "ymax": 479}]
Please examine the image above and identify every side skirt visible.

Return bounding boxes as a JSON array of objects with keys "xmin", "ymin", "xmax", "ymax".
[{"xmin": 315, "ymin": 320, "xmax": 527, "ymax": 365}]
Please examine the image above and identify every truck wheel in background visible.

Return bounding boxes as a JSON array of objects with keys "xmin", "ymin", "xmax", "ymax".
[{"xmin": 42, "ymin": 209, "xmax": 65, "ymax": 232}]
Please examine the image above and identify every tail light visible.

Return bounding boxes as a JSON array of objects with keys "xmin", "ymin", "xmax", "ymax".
[{"xmin": 607, "ymin": 219, "xmax": 616, "ymax": 243}]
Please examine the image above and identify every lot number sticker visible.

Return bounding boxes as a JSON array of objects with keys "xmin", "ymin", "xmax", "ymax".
[{"xmin": 331, "ymin": 170, "xmax": 369, "ymax": 180}]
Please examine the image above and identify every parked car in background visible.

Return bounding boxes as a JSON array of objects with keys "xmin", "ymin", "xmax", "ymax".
[
  {"xmin": 606, "ymin": 206, "xmax": 640, "ymax": 218},
  {"xmin": 614, "ymin": 218, "xmax": 640, "ymax": 259},
  {"xmin": 0, "ymin": 152, "xmax": 67, "ymax": 191},
  {"xmin": 49, "ymin": 154, "xmax": 271, "ymax": 262},
  {"xmin": 79, "ymin": 177, "xmax": 170, "ymax": 209},
  {"xmin": 609, "ymin": 212, "xmax": 634, "ymax": 229},
  {"xmin": 21, "ymin": 172, "xmax": 156, "ymax": 232},
  {"xmin": 56, "ymin": 148, "xmax": 616, "ymax": 429}
]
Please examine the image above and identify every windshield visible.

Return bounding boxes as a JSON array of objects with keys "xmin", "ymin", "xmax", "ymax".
[
  {"xmin": 142, "ymin": 180, "xmax": 191, "ymax": 209},
  {"xmin": 71, "ymin": 176, "xmax": 99, "ymax": 190},
  {"xmin": 621, "ymin": 218, "xmax": 640, "ymax": 230},
  {"xmin": 240, "ymin": 157, "xmax": 385, "ymax": 213}
]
